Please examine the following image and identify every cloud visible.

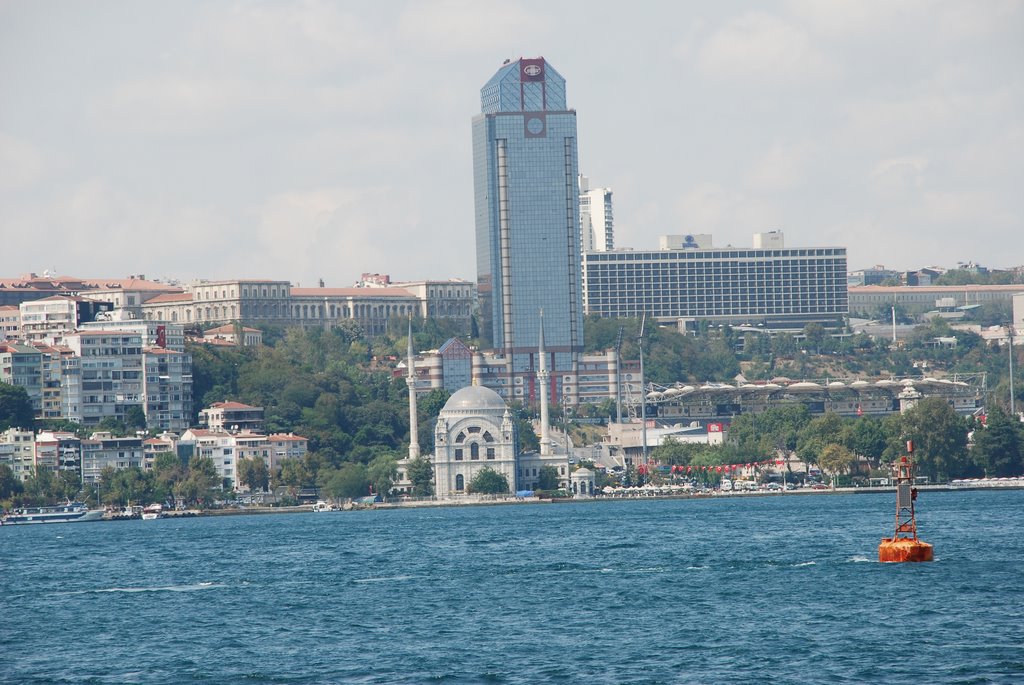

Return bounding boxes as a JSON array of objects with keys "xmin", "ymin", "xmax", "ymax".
[
  {"xmin": 744, "ymin": 142, "xmax": 814, "ymax": 193},
  {"xmin": 696, "ymin": 11, "xmax": 834, "ymax": 84},
  {"xmin": 869, "ymin": 156, "xmax": 929, "ymax": 195},
  {"xmin": 253, "ymin": 185, "xmax": 436, "ymax": 284},
  {"xmin": 397, "ymin": 0, "xmax": 536, "ymax": 55},
  {"xmin": 672, "ymin": 182, "xmax": 784, "ymax": 242},
  {"xmin": 0, "ymin": 133, "xmax": 48, "ymax": 191}
]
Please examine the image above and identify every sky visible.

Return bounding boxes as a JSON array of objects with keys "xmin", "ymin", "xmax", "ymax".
[{"xmin": 1, "ymin": 1, "xmax": 1022, "ymax": 287}]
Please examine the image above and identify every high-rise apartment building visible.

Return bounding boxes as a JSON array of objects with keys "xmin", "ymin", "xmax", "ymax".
[
  {"xmin": 579, "ymin": 176, "xmax": 614, "ymax": 253},
  {"xmin": 472, "ymin": 56, "xmax": 584, "ymax": 395}
]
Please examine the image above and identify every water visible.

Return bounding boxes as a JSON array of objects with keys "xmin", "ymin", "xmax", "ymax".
[{"xmin": 2, "ymin": 490, "xmax": 1023, "ymax": 684}]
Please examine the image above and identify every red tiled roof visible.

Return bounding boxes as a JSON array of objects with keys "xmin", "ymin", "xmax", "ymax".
[
  {"xmin": 144, "ymin": 292, "xmax": 193, "ymax": 304},
  {"xmin": 850, "ymin": 285, "xmax": 1024, "ymax": 293},
  {"xmin": 207, "ymin": 401, "xmax": 260, "ymax": 410},
  {"xmin": 290, "ymin": 287, "xmax": 417, "ymax": 298},
  {"xmin": 203, "ymin": 324, "xmax": 260, "ymax": 334},
  {"xmin": 144, "ymin": 347, "xmax": 182, "ymax": 355}
]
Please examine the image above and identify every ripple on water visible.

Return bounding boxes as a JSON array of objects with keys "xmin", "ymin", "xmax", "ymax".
[{"xmin": 1, "ymin": 491, "xmax": 1023, "ymax": 684}]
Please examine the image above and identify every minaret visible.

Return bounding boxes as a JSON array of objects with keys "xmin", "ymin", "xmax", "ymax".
[
  {"xmin": 406, "ymin": 318, "xmax": 420, "ymax": 460},
  {"xmin": 538, "ymin": 309, "xmax": 551, "ymax": 456}
]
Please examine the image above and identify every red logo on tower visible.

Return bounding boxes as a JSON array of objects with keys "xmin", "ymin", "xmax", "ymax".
[{"xmin": 520, "ymin": 59, "xmax": 544, "ymax": 81}]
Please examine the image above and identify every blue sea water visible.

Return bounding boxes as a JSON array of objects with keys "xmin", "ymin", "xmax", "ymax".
[{"xmin": 2, "ymin": 490, "xmax": 1023, "ymax": 684}]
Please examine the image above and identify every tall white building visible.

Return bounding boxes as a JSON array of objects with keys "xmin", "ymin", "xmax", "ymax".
[
  {"xmin": 62, "ymin": 331, "xmax": 145, "ymax": 427},
  {"xmin": 579, "ymin": 175, "xmax": 614, "ymax": 253}
]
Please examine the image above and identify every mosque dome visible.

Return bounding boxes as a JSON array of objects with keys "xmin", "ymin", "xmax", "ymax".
[{"xmin": 442, "ymin": 385, "xmax": 507, "ymax": 412}]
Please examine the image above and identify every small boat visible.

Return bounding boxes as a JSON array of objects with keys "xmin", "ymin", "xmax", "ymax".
[
  {"xmin": 141, "ymin": 503, "xmax": 164, "ymax": 520},
  {"xmin": 1, "ymin": 502, "xmax": 105, "ymax": 525},
  {"xmin": 312, "ymin": 500, "xmax": 334, "ymax": 512}
]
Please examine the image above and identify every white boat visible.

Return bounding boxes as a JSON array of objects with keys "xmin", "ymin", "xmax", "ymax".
[
  {"xmin": 141, "ymin": 503, "xmax": 164, "ymax": 520},
  {"xmin": 312, "ymin": 500, "xmax": 334, "ymax": 512},
  {"xmin": 1, "ymin": 502, "xmax": 105, "ymax": 525}
]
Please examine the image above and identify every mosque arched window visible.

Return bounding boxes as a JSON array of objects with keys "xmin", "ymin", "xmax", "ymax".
[
  {"xmin": 482, "ymin": 431, "xmax": 494, "ymax": 443},
  {"xmin": 455, "ymin": 432, "xmax": 466, "ymax": 444},
  {"xmin": 470, "ymin": 443, "xmax": 479, "ymax": 460},
  {"xmin": 455, "ymin": 474, "xmax": 464, "ymax": 491}
]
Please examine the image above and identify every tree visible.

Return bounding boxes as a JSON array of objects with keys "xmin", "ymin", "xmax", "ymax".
[
  {"xmin": 237, "ymin": 457, "xmax": 270, "ymax": 492},
  {"xmin": 55, "ymin": 470, "xmax": 82, "ymax": 502},
  {"xmin": 467, "ymin": 467, "xmax": 509, "ymax": 495},
  {"xmin": 796, "ymin": 412, "xmax": 850, "ymax": 465},
  {"xmin": 899, "ymin": 397, "xmax": 970, "ymax": 481},
  {"xmin": 847, "ymin": 417, "xmax": 889, "ymax": 463},
  {"xmin": 320, "ymin": 463, "xmax": 369, "ymax": 500},
  {"xmin": 537, "ymin": 465, "xmax": 561, "ymax": 490},
  {"xmin": 124, "ymin": 405, "xmax": 147, "ymax": 431},
  {"xmin": 405, "ymin": 456, "xmax": 434, "ymax": 497},
  {"xmin": 0, "ymin": 382, "xmax": 34, "ymax": 432},
  {"xmin": 818, "ymin": 444, "xmax": 858, "ymax": 481},
  {"xmin": 0, "ymin": 463, "xmax": 22, "ymax": 500},
  {"xmin": 368, "ymin": 454, "xmax": 398, "ymax": 499},
  {"xmin": 153, "ymin": 452, "xmax": 184, "ymax": 508},
  {"xmin": 972, "ymin": 407, "xmax": 1024, "ymax": 477},
  {"xmin": 175, "ymin": 456, "xmax": 219, "ymax": 507},
  {"xmin": 277, "ymin": 458, "xmax": 310, "ymax": 488}
]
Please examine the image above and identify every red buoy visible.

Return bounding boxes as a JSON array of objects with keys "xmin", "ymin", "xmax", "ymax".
[{"xmin": 878, "ymin": 444, "xmax": 934, "ymax": 563}]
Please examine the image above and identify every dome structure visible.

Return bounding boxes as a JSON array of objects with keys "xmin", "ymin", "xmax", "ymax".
[{"xmin": 442, "ymin": 385, "xmax": 507, "ymax": 412}]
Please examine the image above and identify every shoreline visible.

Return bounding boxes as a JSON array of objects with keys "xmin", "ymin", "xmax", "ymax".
[{"xmin": 150, "ymin": 482, "xmax": 1024, "ymax": 519}]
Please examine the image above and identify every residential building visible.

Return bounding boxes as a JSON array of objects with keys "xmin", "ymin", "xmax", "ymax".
[
  {"xmin": 202, "ymin": 324, "xmax": 263, "ymax": 346},
  {"xmin": 179, "ymin": 428, "xmax": 236, "ymax": 487},
  {"xmin": 0, "ymin": 305, "xmax": 19, "ymax": 339},
  {"xmin": 33, "ymin": 343, "xmax": 65, "ymax": 420},
  {"xmin": 0, "ymin": 342, "xmax": 43, "ymax": 414},
  {"xmin": 34, "ymin": 431, "xmax": 82, "ymax": 476},
  {"xmin": 200, "ymin": 401, "xmax": 265, "ymax": 433},
  {"xmin": 62, "ymin": 331, "xmax": 145, "ymax": 427},
  {"xmin": 579, "ymin": 175, "xmax": 614, "ymax": 253},
  {"xmin": 75, "ymin": 276, "xmax": 183, "ymax": 318},
  {"xmin": 143, "ymin": 348, "xmax": 193, "ymax": 432},
  {"xmin": 142, "ymin": 434, "xmax": 178, "ymax": 471},
  {"xmin": 81, "ymin": 432, "xmax": 143, "ymax": 485},
  {"xmin": 79, "ymin": 318, "xmax": 186, "ymax": 352},
  {"xmin": 19, "ymin": 296, "xmax": 112, "ymax": 343},
  {"xmin": 582, "ymin": 233, "xmax": 848, "ymax": 331},
  {"xmin": 473, "ymin": 57, "xmax": 584, "ymax": 383},
  {"xmin": 0, "ymin": 428, "xmax": 35, "ymax": 481},
  {"xmin": 266, "ymin": 433, "xmax": 308, "ymax": 473}
]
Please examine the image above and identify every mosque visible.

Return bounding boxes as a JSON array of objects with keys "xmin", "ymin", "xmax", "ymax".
[{"xmin": 395, "ymin": 316, "xmax": 586, "ymax": 498}]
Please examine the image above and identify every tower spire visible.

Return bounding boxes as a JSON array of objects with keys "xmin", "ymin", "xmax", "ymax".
[
  {"xmin": 406, "ymin": 317, "xmax": 420, "ymax": 459},
  {"xmin": 538, "ymin": 309, "xmax": 551, "ymax": 456}
]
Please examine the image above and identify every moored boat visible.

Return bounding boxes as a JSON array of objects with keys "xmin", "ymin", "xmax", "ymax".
[
  {"xmin": 141, "ymin": 503, "xmax": 164, "ymax": 520},
  {"xmin": 1, "ymin": 502, "xmax": 105, "ymax": 525}
]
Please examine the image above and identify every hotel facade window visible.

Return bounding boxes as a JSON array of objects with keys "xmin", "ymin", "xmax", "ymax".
[{"xmin": 581, "ymin": 245, "xmax": 848, "ymax": 330}]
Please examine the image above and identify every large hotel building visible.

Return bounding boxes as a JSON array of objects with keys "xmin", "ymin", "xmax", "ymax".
[{"xmin": 582, "ymin": 232, "xmax": 848, "ymax": 331}]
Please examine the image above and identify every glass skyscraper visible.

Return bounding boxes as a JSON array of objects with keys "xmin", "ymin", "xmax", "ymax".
[{"xmin": 472, "ymin": 57, "xmax": 584, "ymax": 397}]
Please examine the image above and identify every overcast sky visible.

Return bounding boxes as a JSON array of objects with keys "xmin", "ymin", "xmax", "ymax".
[{"xmin": 1, "ymin": 1, "xmax": 1021, "ymax": 286}]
